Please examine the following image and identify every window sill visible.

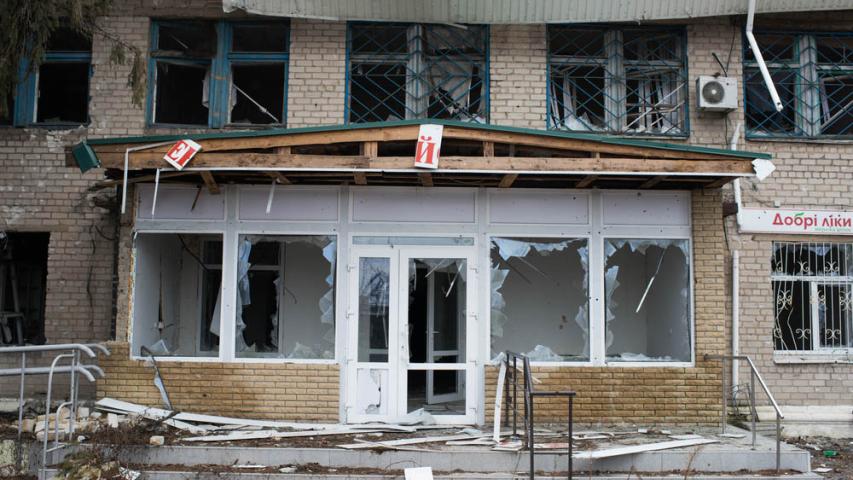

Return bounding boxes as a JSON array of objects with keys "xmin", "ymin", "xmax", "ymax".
[
  {"xmin": 130, "ymin": 355, "xmax": 338, "ymax": 365},
  {"xmin": 746, "ymin": 135, "xmax": 853, "ymax": 145},
  {"xmin": 773, "ymin": 351, "xmax": 853, "ymax": 364}
]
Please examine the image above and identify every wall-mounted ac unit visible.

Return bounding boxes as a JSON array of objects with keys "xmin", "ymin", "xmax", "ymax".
[{"xmin": 696, "ymin": 76, "xmax": 738, "ymax": 112}]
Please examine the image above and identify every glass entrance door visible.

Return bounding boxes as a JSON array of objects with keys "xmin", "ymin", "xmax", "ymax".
[{"xmin": 347, "ymin": 244, "xmax": 476, "ymax": 424}]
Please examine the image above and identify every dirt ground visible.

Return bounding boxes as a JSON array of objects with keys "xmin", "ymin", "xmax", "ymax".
[{"xmin": 791, "ymin": 436, "xmax": 853, "ymax": 480}]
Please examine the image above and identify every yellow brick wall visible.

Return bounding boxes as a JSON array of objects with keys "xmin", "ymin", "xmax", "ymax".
[
  {"xmin": 485, "ymin": 190, "xmax": 727, "ymax": 425},
  {"xmin": 97, "ymin": 342, "xmax": 340, "ymax": 421}
]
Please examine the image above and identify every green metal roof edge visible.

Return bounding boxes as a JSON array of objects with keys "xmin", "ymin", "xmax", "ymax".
[
  {"xmin": 78, "ymin": 119, "xmax": 771, "ymax": 161},
  {"xmin": 72, "ymin": 142, "xmax": 100, "ymax": 173}
]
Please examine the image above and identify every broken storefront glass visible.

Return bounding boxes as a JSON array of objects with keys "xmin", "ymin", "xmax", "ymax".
[
  {"xmin": 604, "ymin": 239, "xmax": 690, "ymax": 362},
  {"xmin": 131, "ymin": 233, "xmax": 222, "ymax": 357},
  {"xmin": 231, "ymin": 235, "xmax": 336, "ymax": 359},
  {"xmin": 490, "ymin": 238, "xmax": 589, "ymax": 362}
]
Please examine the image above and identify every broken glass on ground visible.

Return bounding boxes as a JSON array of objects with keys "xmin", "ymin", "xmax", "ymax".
[
  {"xmin": 234, "ymin": 235, "xmax": 336, "ymax": 359},
  {"xmin": 131, "ymin": 233, "xmax": 222, "ymax": 357},
  {"xmin": 604, "ymin": 239, "xmax": 690, "ymax": 362},
  {"xmin": 490, "ymin": 237, "xmax": 589, "ymax": 362}
]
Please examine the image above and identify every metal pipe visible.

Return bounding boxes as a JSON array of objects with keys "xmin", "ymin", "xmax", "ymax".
[
  {"xmin": 732, "ymin": 250, "xmax": 740, "ymax": 394},
  {"xmin": 721, "ymin": 356, "xmax": 727, "ymax": 434},
  {"xmin": 750, "ymin": 369, "xmax": 756, "ymax": 449},
  {"xmin": 0, "ymin": 344, "xmax": 98, "ymax": 358},
  {"xmin": 776, "ymin": 414, "xmax": 781, "ymax": 472},
  {"xmin": 0, "ymin": 365, "xmax": 101, "ymax": 382},
  {"xmin": 120, "ymin": 141, "xmax": 176, "ymax": 215},
  {"xmin": 54, "ymin": 402, "xmax": 72, "ymax": 450},
  {"xmin": 745, "ymin": 0, "xmax": 783, "ymax": 112},
  {"xmin": 16, "ymin": 352, "xmax": 26, "ymax": 469}
]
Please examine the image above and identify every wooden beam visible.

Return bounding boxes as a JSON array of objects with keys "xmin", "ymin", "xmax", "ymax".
[
  {"xmin": 97, "ymin": 152, "xmax": 754, "ymax": 176},
  {"xmin": 419, "ymin": 172, "xmax": 434, "ymax": 187},
  {"xmin": 498, "ymin": 173, "xmax": 518, "ymax": 188},
  {"xmin": 90, "ymin": 171, "xmax": 196, "ymax": 190},
  {"xmin": 200, "ymin": 171, "xmax": 221, "ymax": 194},
  {"xmin": 363, "ymin": 141, "xmax": 378, "ymax": 158},
  {"xmin": 275, "ymin": 146, "xmax": 291, "ymax": 155},
  {"xmin": 266, "ymin": 171, "xmax": 291, "ymax": 185},
  {"xmin": 483, "ymin": 141, "xmax": 494, "ymax": 157},
  {"xmin": 354, "ymin": 172, "xmax": 368, "ymax": 185},
  {"xmin": 639, "ymin": 175, "xmax": 666, "ymax": 188},
  {"xmin": 575, "ymin": 175, "xmax": 598, "ymax": 188}
]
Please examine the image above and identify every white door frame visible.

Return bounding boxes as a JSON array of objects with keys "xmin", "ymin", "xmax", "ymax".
[{"xmin": 345, "ymin": 243, "xmax": 477, "ymax": 424}]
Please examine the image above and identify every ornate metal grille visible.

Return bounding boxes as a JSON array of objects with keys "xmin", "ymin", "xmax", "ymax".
[
  {"xmin": 771, "ymin": 242, "xmax": 853, "ymax": 351},
  {"xmin": 347, "ymin": 23, "xmax": 488, "ymax": 123},
  {"xmin": 547, "ymin": 25, "xmax": 688, "ymax": 136},
  {"xmin": 745, "ymin": 31, "xmax": 853, "ymax": 138}
]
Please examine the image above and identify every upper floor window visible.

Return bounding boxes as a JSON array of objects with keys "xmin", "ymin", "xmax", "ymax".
[
  {"xmin": 547, "ymin": 26, "xmax": 688, "ymax": 137},
  {"xmin": 745, "ymin": 31, "xmax": 853, "ymax": 139},
  {"xmin": 6, "ymin": 27, "xmax": 92, "ymax": 127},
  {"xmin": 149, "ymin": 20, "xmax": 289, "ymax": 128},
  {"xmin": 346, "ymin": 23, "xmax": 488, "ymax": 123}
]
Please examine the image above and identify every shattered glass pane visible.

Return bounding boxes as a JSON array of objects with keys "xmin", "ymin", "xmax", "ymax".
[
  {"xmin": 235, "ymin": 235, "xmax": 336, "ymax": 359},
  {"xmin": 232, "ymin": 23, "xmax": 289, "ymax": 53},
  {"xmin": 604, "ymin": 239, "xmax": 690, "ymax": 362},
  {"xmin": 490, "ymin": 237, "xmax": 589, "ymax": 362},
  {"xmin": 408, "ymin": 258, "xmax": 467, "ymax": 364},
  {"xmin": 131, "ymin": 233, "xmax": 223, "ymax": 358}
]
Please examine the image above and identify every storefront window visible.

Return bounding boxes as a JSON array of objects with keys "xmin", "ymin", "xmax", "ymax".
[
  {"xmin": 604, "ymin": 239, "xmax": 691, "ymax": 362},
  {"xmin": 490, "ymin": 237, "xmax": 589, "ymax": 361},
  {"xmin": 234, "ymin": 235, "xmax": 336, "ymax": 359}
]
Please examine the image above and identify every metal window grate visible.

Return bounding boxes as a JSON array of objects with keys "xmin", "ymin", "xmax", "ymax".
[
  {"xmin": 745, "ymin": 31, "xmax": 853, "ymax": 139},
  {"xmin": 347, "ymin": 22, "xmax": 488, "ymax": 123},
  {"xmin": 771, "ymin": 242, "xmax": 853, "ymax": 351},
  {"xmin": 547, "ymin": 25, "xmax": 688, "ymax": 136}
]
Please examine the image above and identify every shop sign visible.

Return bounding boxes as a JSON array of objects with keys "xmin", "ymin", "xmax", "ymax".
[
  {"xmin": 740, "ymin": 208, "xmax": 853, "ymax": 235},
  {"xmin": 163, "ymin": 139, "xmax": 202, "ymax": 170},
  {"xmin": 414, "ymin": 124, "xmax": 442, "ymax": 169}
]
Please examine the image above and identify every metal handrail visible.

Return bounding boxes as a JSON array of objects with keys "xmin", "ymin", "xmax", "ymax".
[
  {"xmin": 705, "ymin": 353, "xmax": 783, "ymax": 472},
  {"xmin": 0, "ymin": 342, "xmax": 110, "ymax": 477},
  {"xmin": 504, "ymin": 351, "xmax": 575, "ymax": 480}
]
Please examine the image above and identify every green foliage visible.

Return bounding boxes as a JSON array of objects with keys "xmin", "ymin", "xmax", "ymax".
[{"xmin": 0, "ymin": 0, "xmax": 146, "ymax": 118}]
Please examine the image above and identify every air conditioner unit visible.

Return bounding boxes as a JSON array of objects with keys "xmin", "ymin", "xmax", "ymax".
[{"xmin": 696, "ymin": 76, "xmax": 738, "ymax": 112}]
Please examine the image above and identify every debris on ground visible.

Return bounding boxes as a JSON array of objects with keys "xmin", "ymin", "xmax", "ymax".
[{"xmin": 791, "ymin": 436, "xmax": 853, "ymax": 480}]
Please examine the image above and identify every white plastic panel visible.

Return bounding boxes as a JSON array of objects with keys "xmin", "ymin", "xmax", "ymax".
[
  {"xmin": 601, "ymin": 191, "xmax": 690, "ymax": 226},
  {"xmin": 488, "ymin": 191, "xmax": 589, "ymax": 225},
  {"xmin": 238, "ymin": 186, "xmax": 339, "ymax": 222},
  {"xmin": 137, "ymin": 184, "xmax": 225, "ymax": 220},
  {"xmin": 351, "ymin": 187, "xmax": 476, "ymax": 223}
]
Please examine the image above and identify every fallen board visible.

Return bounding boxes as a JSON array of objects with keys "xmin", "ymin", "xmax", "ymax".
[
  {"xmin": 338, "ymin": 433, "xmax": 478, "ymax": 449},
  {"xmin": 184, "ymin": 428, "xmax": 385, "ymax": 442},
  {"xmin": 573, "ymin": 438, "xmax": 719, "ymax": 459}
]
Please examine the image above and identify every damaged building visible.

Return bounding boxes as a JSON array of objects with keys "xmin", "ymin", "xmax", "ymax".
[{"xmin": 2, "ymin": 0, "xmax": 853, "ymax": 437}]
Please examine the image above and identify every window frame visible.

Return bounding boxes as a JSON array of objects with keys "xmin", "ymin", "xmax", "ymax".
[
  {"xmin": 546, "ymin": 24, "xmax": 690, "ymax": 138},
  {"xmin": 344, "ymin": 21, "xmax": 490, "ymax": 124},
  {"xmin": 11, "ymin": 33, "xmax": 93, "ymax": 127},
  {"xmin": 744, "ymin": 30, "xmax": 853, "ymax": 140},
  {"xmin": 147, "ymin": 19, "xmax": 290, "ymax": 129},
  {"xmin": 771, "ymin": 241, "xmax": 853, "ymax": 358}
]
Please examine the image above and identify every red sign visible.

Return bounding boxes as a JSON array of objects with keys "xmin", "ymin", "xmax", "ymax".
[
  {"xmin": 163, "ymin": 139, "xmax": 202, "ymax": 170},
  {"xmin": 414, "ymin": 124, "xmax": 443, "ymax": 169}
]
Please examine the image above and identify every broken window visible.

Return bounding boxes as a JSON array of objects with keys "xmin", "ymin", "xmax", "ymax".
[
  {"xmin": 772, "ymin": 242, "xmax": 853, "ymax": 351},
  {"xmin": 150, "ymin": 20, "xmax": 289, "ymax": 127},
  {"xmin": 490, "ymin": 238, "xmax": 589, "ymax": 362},
  {"xmin": 604, "ymin": 239, "xmax": 691, "ymax": 362},
  {"xmin": 234, "ymin": 235, "xmax": 336, "ymax": 359},
  {"xmin": 0, "ymin": 232, "xmax": 49, "ymax": 346},
  {"xmin": 28, "ymin": 27, "xmax": 92, "ymax": 124},
  {"xmin": 745, "ymin": 31, "xmax": 853, "ymax": 138},
  {"xmin": 347, "ymin": 23, "xmax": 488, "ymax": 123},
  {"xmin": 358, "ymin": 257, "xmax": 391, "ymax": 362},
  {"xmin": 131, "ymin": 233, "xmax": 222, "ymax": 357},
  {"xmin": 548, "ymin": 26, "xmax": 687, "ymax": 136}
]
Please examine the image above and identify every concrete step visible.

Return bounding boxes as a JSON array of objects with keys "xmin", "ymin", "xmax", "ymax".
[
  {"xmin": 49, "ymin": 442, "xmax": 812, "ymax": 475},
  {"xmin": 42, "ymin": 469, "xmax": 824, "ymax": 480}
]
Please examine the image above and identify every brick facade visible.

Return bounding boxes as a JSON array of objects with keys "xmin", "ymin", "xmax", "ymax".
[{"xmin": 3, "ymin": 3, "xmax": 851, "ymax": 422}]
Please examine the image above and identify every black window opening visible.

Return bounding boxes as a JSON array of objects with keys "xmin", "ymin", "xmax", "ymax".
[
  {"xmin": 0, "ymin": 232, "xmax": 49, "ymax": 346},
  {"xmin": 32, "ymin": 27, "xmax": 92, "ymax": 125},
  {"xmin": 150, "ymin": 20, "xmax": 289, "ymax": 128},
  {"xmin": 347, "ymin": 23, "xmax": 488, "ymax": 124}
]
